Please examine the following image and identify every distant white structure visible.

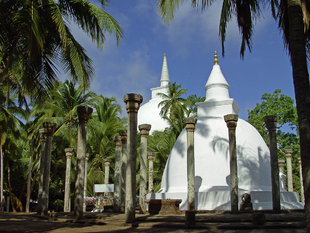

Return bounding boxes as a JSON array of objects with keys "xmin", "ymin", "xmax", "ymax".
[
  {"xmin": 138, "ymin": 54, "xmax": 170, "ymax": 134},
  {"xmin": 147, "ymin": 52, "xmax": 303, "ymax": 210}
]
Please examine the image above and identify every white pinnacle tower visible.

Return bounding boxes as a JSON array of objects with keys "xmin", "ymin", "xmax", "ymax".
[
  {"xmin": 160, "ymin": 53, "xmax": 170, "ymax": 87},
  {"xmin": 138, "ymin": 53, "xmax": 171, "ymax": 133}
]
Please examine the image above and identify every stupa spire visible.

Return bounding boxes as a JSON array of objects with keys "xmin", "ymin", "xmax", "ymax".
[
  {"xmin": 205, "ymin": 51, "xmax": 230, "ymax": 101},
  {"xmin": 160, "ymin": 53, "xmax": 170, "ymax": 87}
]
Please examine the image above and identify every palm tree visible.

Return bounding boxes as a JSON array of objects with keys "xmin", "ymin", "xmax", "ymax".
[
  {"xmin": 158, "ymin": 82, "xmax": 187, "ymax": 120},
  {"xmin": 33, "ymin": 80, "xmax": 99, "ymax": 147},
  {"xmin": 0, "ymin": 0, "xmax": 123, "ymax": 101},
  {"xmin": 158, "ymin": 0, "xmax": 310, "ymax": 224},
  {"xmin": 88, "ymin": 96, "xmax": 125, "ymax": 159},
  {"xmin": 87, "ymin": 96, "xmax": 126, "ymax": 193}
]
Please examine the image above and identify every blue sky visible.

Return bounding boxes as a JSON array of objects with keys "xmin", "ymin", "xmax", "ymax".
[{"xmin": 69, "ymin": 0, "xmax": 300, "ymax": 120}]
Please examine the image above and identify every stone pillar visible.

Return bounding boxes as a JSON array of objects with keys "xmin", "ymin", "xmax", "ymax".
[
  {"xmin": 124, "ymin": 93, "xmax": 143, "ymax": 223},
  {"xmin": 64, "ymin": 148, "xmax": 74, "ymax": 212},
  {"xmin": 148, "ymin": 152, "xmax": 155, "ymax": 193},
  {"xmin": 278, "ymin": 159, "xmax": 286, "ymax": 190},
  {"xmin": 74, "ymin": 106, "xmax": 92, "ymax": 219},
  {"xmin": 104, "ymin": 159, "xmax": 111, "ymax": 184},
  {"xmin": 224, "ymin": 114, "xmax": 239, "ymax": 214},
  {"xmin": 264, "ymin": 115, "xmax": 280, "ymax": 212},
  {"xmin": 119, "ymin": 130, "xmax": 127, "ymax": 212},
  {"xmin": 278, "ymin": 159, "xmax": 285, "ymax": 174},
  {"xmin": 83, "ymin": 153, "xmax": 89, "ymax": 212},
  {"xmin": 114, "ymin": 136, "xmax": 122, "ymax": 212},
  {"xmin": 284, "ymin": 149, "xmax": 294, "ymax": 192},
  {"xmin": 139, "ymin": 124, "xmax": 151, "ymax": 213},
  {"xmin": 37, "ymin": 123, "xmax": 56, "ymax": 216},
  {"xmin": 41, "ymin": 122, "xmax": 56, "ymax": 216},
  {"xmin": 184, "ymin": 117, "xmax": 197, "ymax": 212},
  {"xmin": 298, "ymin": 157, "xmax": 305, "ymax": 204},
  {"xmin": 37, "ymin": 128, "xmax": 47, "ymax": 215}
]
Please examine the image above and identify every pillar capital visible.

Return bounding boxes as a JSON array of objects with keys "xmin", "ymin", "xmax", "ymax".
[
  {"xmin": 147, "ymin": 152, "xmax": 155, "ymax": 161},
  {"xmin": 119, "ymin": 130, "xmax": 127, "ymax": 143},
  {"xmin": 65, "ymin": 148, "xmax": 74, "ymax": 158},
  {"xmin": 139, "ymin": 124, "xmax": 151, "ymax": 137},
  {"xmin": 39, "ymin": 128, "xmax": 48, "ymax": 142},
  {"xmin": 224, "ymin": 114, "xmax": 238, "ymax": 129},
  {"xmin": 123, "ymin": 93, "xmax": 143, "ymax": 113},
  {"xmin": 77, "ymin": 106, "xmax": 93, "ymax": 123},
  {"xmin": 263, "ymin": 115, "xmax": 277, "ymax": 131},
  {"xmin": 43, "ymin": 122, "xmax": 56, "ymax": 136},
  {"xmin": 184, "ymin": 117, "xmax": 197, "ymax": 132},
  {"xmin": 284, "ymin": 149, "xmax": 293, "ymax": 157},
  {"xmin": 104, "ymin": 158, "xmax": 111, "ymax": 166},
  {"xmin": 278, "ymin": 159, "xmax": 285, "ymax": 168},
  {"xmin": 114, "ymin": 136, "xmax": 122, "ymax": 146}
]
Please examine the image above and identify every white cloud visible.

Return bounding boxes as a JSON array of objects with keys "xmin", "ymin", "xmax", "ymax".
[{"xmin": 156, "ymin": 0, "xmax": 273, "ymax": 55}]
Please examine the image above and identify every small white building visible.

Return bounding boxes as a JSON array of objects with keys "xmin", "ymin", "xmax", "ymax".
[{"xmin": 147, "ymin": 53, "xmax": 303, "ymax": 210}]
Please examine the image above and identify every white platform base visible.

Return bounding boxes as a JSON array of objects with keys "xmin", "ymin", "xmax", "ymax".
[{"xmin": 146, "ymin": 190, "xmax": 304, "ymax": 210}]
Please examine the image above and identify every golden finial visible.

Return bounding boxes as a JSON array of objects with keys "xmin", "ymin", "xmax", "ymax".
[
  {"xmin": 214, "ymin": 51, "xmax": 218, "ymax": 65},
  {"xmin": 164, "ymin": 53, "xmax": 167, "ymax": 57}
]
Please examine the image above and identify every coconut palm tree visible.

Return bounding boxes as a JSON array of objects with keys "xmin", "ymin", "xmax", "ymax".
[
  {"xmin": 158, "ymin": 82, "xmax": 187, "ymax": 120},
  {"xmin": 87, "ymin": 96, "xmax": 126, "ymax": 195},
  {"xmin": 0, "ymin": 0, "xmax": 123, "ymax": 100},
  {"xmin": 158, "ymin": 0, "xmax": 310, "ymax": 225},
  {"xmin": 33, "ymin": 80, "xmax": 99, "ymax": 147}
]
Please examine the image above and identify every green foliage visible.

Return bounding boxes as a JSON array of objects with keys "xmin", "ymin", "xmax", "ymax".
[
  {"xmin": 0, "ymin": 0, "xmax": 123, "ymax": 100},
  {"xmin": 248, "ymin": 89, "xmax": 298, "ymax": 143},
  {"xmin": 248, "ymin": 89, "xmax": 301, "ymax": 194}
]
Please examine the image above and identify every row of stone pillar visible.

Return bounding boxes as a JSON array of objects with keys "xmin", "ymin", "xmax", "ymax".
[
  {"xmin": 184, "ymin": 114, "xmax": 299, "ymax": 222},
  {"xmin": 37, "ymin": 106, "xmax": 93, "ymax": 218},
  {"xmin": 278, "ymin": 150, "xmax": 304, "ymax": 203}
]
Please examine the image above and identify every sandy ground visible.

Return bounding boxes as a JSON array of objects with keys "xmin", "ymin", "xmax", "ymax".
[{"xmin": 0, "ymin": 211, "xmax": 307, "ymax": 233}]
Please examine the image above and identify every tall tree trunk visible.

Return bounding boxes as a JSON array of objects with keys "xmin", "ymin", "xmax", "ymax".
[
  {"xmin": 287, "ymin": 0, "xmax": 310, "ymax": 229},
  {"xmin": 26, "ymin": 140, "xmax": 33, "ymax": 212},
  {"xmin": 0, "ymin": 145, "xmax": 3, "ymax": 211}
]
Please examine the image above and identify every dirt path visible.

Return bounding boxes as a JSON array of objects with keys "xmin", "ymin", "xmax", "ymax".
[{"xmin": 0, "ymin": 211, "xmax": 306, "ymax": 232}]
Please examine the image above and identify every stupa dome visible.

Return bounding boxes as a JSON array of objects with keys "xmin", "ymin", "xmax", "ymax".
[
  {"xmin": 138, "ymin": 54, "xmax": 170, "ymax": 133},
  {"xmin": 148, "ymin": 52, "xmax": 303, "ymax": 210}
]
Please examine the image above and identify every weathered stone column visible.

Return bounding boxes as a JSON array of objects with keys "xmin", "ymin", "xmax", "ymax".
[
  {"xmin": 41, "ymin": 122, "xmax": 56, "ymax": 216},
  {"xmin": 148, "ymin": 152, "xmax": 155, "ymax": 193},
  {"xmin": 74, "ymin": 106, "xmax": 92, "ymax": 219},
  {"xmin": 104, "ymin": 159, "xmax": 111, "ymax": 184},
  {"xmin": 119, "ymin": 130, "xmax": 127, "ymax": 212},
  {"xmin": 284, "ymin": 149, "xmax": 294, "ymax": 192},
  {"xmin": 298, "ymin": 157, "xmax": 305, "ymax": 204},
  {"xmin": 139, "ymin": 124, "xmax": 151, "ymax": 213},
  {"xmin": 64, "ymin": 148, "xmax": 74, "ymax": 212},
  {"xmin": 184, "ymin": 117, "xmax": 197, "ymax": 226},
  {"xmin": 114, "ymin": 136, "xmax": 122, "ymax": 212},
  {"xmin": 278, "ymin": 159, "xmax": 286, "ymax": 190},
  {"xmin": 224, "ymin": 114, "xmax": 239, "ymax": 214},
  {"xmin": 184, "ymin": 117, "xmax": 197, "ymax": 212},
  {"xmin": 264, "ymin": 115, "xmax": 280, "ymax": 212},
  {"xmin": 37, "ymin": 128, "xmax": 47, "ymax": 215},
  {"xmin": 124, "ymin": 93, "xmax": 143, "ymax": 223},
  {"xmin": 83, "ymin": 153, "xmax": 89, "ymax": 212}
]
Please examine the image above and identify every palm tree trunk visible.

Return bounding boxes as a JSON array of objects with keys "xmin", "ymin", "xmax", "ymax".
[
  {"xmin": 25, "ymin": 140, "xmax": 33, "ymax": 212},
  {"xmin": 0, "ymin": 145, "xmax": 3, "ymax": 211},
  {"xmin": 287, "ymin": 0, "xmax": 310, "ymax": 229}
]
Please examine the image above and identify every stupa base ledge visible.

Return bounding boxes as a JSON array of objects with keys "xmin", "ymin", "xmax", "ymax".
[{"xmin": 146, "ymin": 190, "xmax": 304, "ymax": 211}]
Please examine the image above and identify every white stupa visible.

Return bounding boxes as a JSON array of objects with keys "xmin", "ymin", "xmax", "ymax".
[
  {"xmin": 147, "ymin": 52, "xmax": 303, "ymax": 210},
  {"xmin": 138, "ymin": 53, "xmax": 170, "ymax": 134}
]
